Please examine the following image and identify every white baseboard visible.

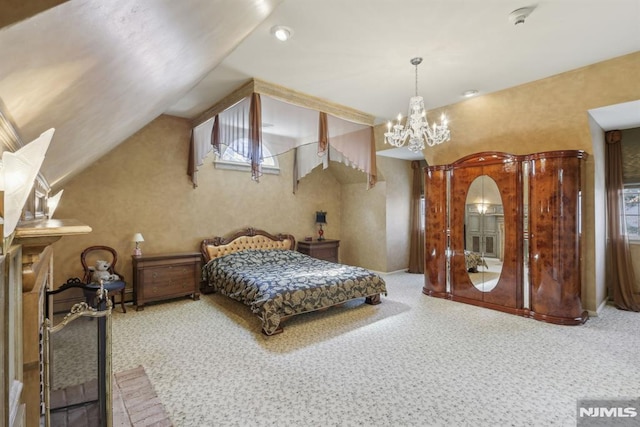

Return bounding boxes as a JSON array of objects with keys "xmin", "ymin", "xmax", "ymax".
[
  {"xmin": 377, "ymin": 268, "xmax": 409, "ymax": 276},
  {"xmin": 587, "ymin": 298, "xmax": 610, "ymax": 317}
]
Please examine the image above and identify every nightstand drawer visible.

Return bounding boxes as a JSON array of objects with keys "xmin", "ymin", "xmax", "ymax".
[
  {"xmin": 133, "ymin": 252, "xmax": 201, "ymax": 310},
  {"xmin": 145, "ymin": 264, "xmax": 197, "ymax": 296}
]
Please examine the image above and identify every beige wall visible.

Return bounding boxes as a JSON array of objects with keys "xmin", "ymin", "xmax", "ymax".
[
  {"xmin": 587, "ymin": 115, "xmax": 608, "ymax": 311},
  {"xmin": 382, "ymin": 156, "xmax": 412, "ymax": 272},
  {"xmin": 340, "ymin": 181, "xmax": 387, "ymax": 271}
]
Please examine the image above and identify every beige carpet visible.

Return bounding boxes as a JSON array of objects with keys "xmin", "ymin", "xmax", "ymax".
[{"xmin": 110, "ymin": 272, "xmax": 640, "ymax": 426}]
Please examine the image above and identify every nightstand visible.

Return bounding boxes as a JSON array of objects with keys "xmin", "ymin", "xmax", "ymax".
[
  {"xmin": 297, "ymin": 239, "xmax": 340, "ymax": 263},
  {"xmin": 132, "ymin": 252, "xmax": 201, "ymax": 310}
]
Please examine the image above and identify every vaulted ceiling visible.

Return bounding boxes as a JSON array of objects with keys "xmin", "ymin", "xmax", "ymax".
[{"xmin": 1, "ymin": 0, "xmax": 639, "ymax": 187}]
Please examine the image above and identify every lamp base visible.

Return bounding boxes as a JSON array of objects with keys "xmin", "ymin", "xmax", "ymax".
[
  {"xmin": 133, "ymin": 248, "xmax": 142, "ymax": 257},
  {"xmin": 317, "ymin": 225, "xmax": 325, "ymax": 241}
]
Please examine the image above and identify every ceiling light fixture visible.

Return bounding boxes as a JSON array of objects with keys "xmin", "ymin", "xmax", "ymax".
[
  {"xmin": 270, "ymin": 25, "xmax": 293, "ymax": 42},
  {"xmin": 508, "ymin": 6, "xmax": 535, "ymax": 25},
  {"xmin": 462, "ymin": 90, "xmax": 479, "ymax": 98},
  {"xmin": 385, "ymin": 57, "xmax": 450, "ymax": 153},
  {"xmin": 0, "ymin": 128, "xmax": 54, "ymax": 238}
]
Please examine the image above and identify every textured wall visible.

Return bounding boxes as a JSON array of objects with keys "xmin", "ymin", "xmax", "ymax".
[
  {"xmin": 382, "ymin": 157, "xmax": 412, "ymax": 272},
  {"xmin": 340, "ymin": 181, "xmax": 387, "ymax": 271},
  {"xmin": 587, "ymin": 115, "xmax": 607, "ymax": 311},
  {"xmin": 52, "ymin": 114, "xmax": 343, "ymax": 291}
]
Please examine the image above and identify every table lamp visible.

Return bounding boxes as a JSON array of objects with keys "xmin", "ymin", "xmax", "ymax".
[
  {"xmin": 315, "ymin": 211, "xmax": 327, "ymax": 241},
  {"xmin": 132, "ymin": 233, "xmax": 144, "ymax": 256}
]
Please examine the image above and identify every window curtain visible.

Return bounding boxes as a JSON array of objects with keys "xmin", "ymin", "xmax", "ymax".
[
  {"xmin": 408, "ymin": 160, "xmax": 424, "ymax": 274},
  {"xmin": 248, "ymin": 93, "xmax": 263, "ymax": 181},
  {"xmin": 189, "ymin": 92, "xmax": 377, "ymax": 188},
  {"xmin": 187, "ymin": 119, "xmax": 214, "ymax": 188},
  {"xmin": 294, "ymin": 112, "xmax": 377, "ymax": 192},
  {"xmin": 605, "ymin": 130, "xmax": 640, "ymax": 311}
]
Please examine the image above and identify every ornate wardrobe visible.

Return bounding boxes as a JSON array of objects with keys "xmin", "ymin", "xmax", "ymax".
[{"xmin": 423, "ymin": 151, "xmax": 588, "ymax": 325}]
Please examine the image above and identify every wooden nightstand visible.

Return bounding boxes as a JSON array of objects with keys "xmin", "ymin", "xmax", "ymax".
[
  {"xmin": 297, "ymin": 239, "xmax": 340, "ymax": 263},
  {"xmin": 132, "ymin": 252, "xmax": 201, "ymax": 310}
]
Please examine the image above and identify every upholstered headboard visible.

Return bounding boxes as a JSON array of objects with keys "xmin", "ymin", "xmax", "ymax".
[{"xmin": 201, "ymin": 227, "xmax": 296, "ymax": 262}]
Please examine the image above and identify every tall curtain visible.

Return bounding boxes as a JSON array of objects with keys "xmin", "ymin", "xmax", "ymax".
[
  {"xmin": 408, "ymin": 160, "xmax": 424, "ymax": 274},
  {"xmin": 605, "ymin": 130, "xmax": 640, "ymax": 311},
  {"xmin": 187, "ymin": 118, "xmax": 215, "ymax": 188},
  {"xmin": 249, "ymin": 92, "xmax": 262, "ymax": 181},
  {"xmin": 318, "ymin": 111, "xmax": 328, "ymax": 155}
]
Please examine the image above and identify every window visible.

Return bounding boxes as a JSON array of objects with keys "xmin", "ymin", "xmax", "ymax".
[
  {"xmin": 214, "ymin": 138, "xmax": 280, "ymax": 175},
  {"xmin": 624, "ymin": 186, "xmax": 640, "ymax": 239}
]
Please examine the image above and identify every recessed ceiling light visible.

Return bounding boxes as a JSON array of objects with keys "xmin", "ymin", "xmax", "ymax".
[
  {"xmin": 270, "ymin": 25, "xmax": 293, "ymax": 42},
  {"xmin": 462, "ymin": 90, "xmax": 479, "ymax": 98}
]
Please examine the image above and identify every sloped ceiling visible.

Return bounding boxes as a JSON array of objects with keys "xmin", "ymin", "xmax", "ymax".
[
  {"xmin": 0, "ymin": 0, "xmax": 639, "ymax": 188},
  {"xmin": 0, "ymin": 0, "xmax": 283, "ymax": 186}
]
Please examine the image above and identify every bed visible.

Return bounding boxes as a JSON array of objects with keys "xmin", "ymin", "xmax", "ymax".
[
  {"xmin": 464, "ymin": 250, "xmax": 488, "ymax": 273},
  {"xmin": 201, "ymin": 227, "xmax": 387, "ymax": 335}
]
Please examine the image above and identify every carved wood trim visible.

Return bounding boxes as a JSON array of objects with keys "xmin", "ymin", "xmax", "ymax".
[
  {"xmin": 192, "ymin": 78, "xmax": 375, "ymax": 128},
  {"xmin": 201, "ymin": 227, "xmax": 296, "ymax": 261}
]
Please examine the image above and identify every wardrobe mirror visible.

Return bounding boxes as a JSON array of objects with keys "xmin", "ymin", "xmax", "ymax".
[{"xmin": 465, "ymin": 175, "xmax": 504, "ymax": 292}]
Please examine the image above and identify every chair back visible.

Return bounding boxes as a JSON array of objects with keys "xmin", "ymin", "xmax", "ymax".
[{"xmin": 81, "ymin": 246, "xmax": 124, "ymax": 284}]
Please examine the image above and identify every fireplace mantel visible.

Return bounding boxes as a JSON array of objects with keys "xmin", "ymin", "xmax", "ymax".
[{"xmin": 13, "ymin": 218, "xmax": 91, "ymax": 427}]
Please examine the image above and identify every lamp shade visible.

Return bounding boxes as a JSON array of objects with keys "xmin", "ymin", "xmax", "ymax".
[
  {"xmin": 132, "ymin": 233, "xmax": 144, "ymax": 243},
  {"xmin": 47, "ymin": 189, "xmax": 64, "ymax": 218},
  {"xmin": 1, "ymin": 128, "xmax": 54, "ymax": 237},
  {"xmin": 315, "ymin": 211, "xmax": 327, "ymax": 224}
]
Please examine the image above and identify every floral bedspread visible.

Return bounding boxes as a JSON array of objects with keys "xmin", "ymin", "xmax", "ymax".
[
  {"xmin": 202, "ymin": 249, "xmax": 387, "ymax": 335},
  {"xmin": 464, "ymin": 250, "xmax": 488, "ymax": 272}
]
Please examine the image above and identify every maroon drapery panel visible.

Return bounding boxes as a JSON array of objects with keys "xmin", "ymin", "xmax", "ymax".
[
  {"xmin": 408, "ymin": 160, "xmax": 424, "ymax": 273},
  {"xmin": 249, "ymin": 92, "xmax": 263, "ymax": 181},
  {"xmin": 605, "ymin": 129, "xmax": 640, "ymax": 311},
  {"xmin": 187, "ymin": 129, "xmax": 197, "ymax": 188},
  {"xmin": 368, "ymin": 127, "xmax": 377, "ymax": 189},
  {"xmin": 318, "ymin": 111, "xmax": 328, "ymax": 155},
  {"xmin": 211, "ymin": 114, "xmax": 220, "ymax": 154}
]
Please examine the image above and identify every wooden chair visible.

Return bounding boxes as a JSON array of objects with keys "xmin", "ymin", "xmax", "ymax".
[{"xmin": 81, "ymin": 245, "xmax": 127, "ymax": 313}]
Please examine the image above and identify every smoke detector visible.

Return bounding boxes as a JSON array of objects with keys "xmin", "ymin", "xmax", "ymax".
[{"xmin": 508, "ymin": 6, "xmax": 536, "ymax": 25}]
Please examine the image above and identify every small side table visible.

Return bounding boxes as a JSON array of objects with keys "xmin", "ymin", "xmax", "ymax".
[
  {"xmin": 297, "ymin": 239, "xmax": 340, "ymax": 263},
  {"xmin": 132, "ymin": 252, "xmax": 201, "ymax": 310}
]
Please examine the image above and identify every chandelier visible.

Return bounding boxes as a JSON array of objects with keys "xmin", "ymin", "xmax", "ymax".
[{"xmin": 384, "ymin": 57, "xmax": 450, "ymax": 152}]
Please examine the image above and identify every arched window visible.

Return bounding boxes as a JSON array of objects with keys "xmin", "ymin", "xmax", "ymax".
[{"xmin": 214, "ymin": 138, "xmax": 280, "ymax": 174}]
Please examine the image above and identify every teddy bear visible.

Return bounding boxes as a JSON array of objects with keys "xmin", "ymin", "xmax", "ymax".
[{"xmin": 89, "ymin": 259, "xmax": 120, "ymax": 283}]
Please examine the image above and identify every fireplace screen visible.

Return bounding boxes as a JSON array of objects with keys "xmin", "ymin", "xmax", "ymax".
[{"xmin": 43, "ymin": 282, "xmax": 112, "ymax": 427}]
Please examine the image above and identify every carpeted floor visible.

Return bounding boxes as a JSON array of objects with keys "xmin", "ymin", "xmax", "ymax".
[{"xmin": 111, "ymin": 272, "xmax": 640, "ymax": 426}]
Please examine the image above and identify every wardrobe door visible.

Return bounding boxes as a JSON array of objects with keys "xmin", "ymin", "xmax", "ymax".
[
  {"xmin": 423, "ymin": 166, "xmax": 449, "ymax": 297},
  {"xmin": 480, "ymin": 160, "xmax": 522, "ymax": 309},
  {"xmin": 449, "ymin": 153, "xmax": 523, "ymax": 312},
  {"xmin": 450, "ymin": 164, "xmax": 484, "ymax": 303},
  {"xmin": 528, "ymin": 151, "xmax": 588, "ymax": 324}
]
